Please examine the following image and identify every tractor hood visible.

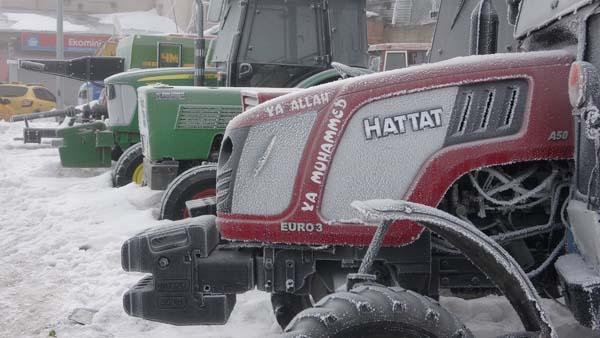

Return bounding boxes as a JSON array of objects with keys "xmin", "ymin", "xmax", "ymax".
[
  {"xmin": 227, "ymin": 51, "xmax": 574, "ymax": 129},
  {"xmin": 217, "ymin": 50, "xmax": 575, "ymax": 247}
]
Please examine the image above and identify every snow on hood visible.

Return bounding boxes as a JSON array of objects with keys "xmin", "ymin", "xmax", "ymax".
[{"xmin": 228, "ymin": 50, "xmax": 574, "ymax": 130}]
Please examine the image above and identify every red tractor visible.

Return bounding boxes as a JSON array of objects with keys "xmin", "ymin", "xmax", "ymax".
[{"xmin": 121, "ymin": 0, "xmax": 600, "ymax": 336}]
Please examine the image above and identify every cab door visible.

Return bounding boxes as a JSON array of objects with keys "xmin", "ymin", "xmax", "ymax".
[{"xmin": 232, "ymin": 0, "xmax": 329, "ymax": 88}]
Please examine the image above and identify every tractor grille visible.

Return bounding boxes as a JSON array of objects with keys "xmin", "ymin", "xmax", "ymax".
[
  {"xmin": 175, "ymin": 105, "xmax": 241, "ymax": 130},
  {"xmin": 444, "ymin": 79, "xmax": 528, "ymax": 146},
  {"xmin": 216, "ymin": 127, "xmax": 250, "ymax": 214},
  {"xmin": 137, "ymin": 95, "xmax": 151, "ymax": 157},
  {"xmin": 216, "ymin": 167, "xmax": 233, "ymax": 212}
]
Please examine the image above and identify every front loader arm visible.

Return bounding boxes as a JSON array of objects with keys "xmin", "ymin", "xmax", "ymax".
[{"xmin": 19, "ymin": 56, "xmax": 124, "ymax": 82}]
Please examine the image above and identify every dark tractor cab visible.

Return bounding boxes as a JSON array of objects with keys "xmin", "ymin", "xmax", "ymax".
[
  {"xmin": 210, "ymin": 0, "xmax": 368, "ymax": 87},
  {"xmin": 514, "ymin": 0, "xmax": 600, "ymax": 330}
]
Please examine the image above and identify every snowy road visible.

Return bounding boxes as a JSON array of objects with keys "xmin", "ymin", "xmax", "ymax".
[{"xmin": 0, "ymin": 120, "xmax": 597, "ymax": 338}]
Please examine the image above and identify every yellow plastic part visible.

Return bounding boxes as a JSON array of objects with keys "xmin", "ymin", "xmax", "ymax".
[{"xmin": 132, "ymin": 163, "xmax": 144, "ymax": 185}]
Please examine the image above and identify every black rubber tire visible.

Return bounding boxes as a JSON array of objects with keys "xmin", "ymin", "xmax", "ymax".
[
  {"xmin": 111, "ymin": 145, "xmax": 123, "ymax": 162},
  {"xmin": 272, "ymin": 294, "xmax": 313, "ymax": 330},
  {"xmin": 112, "ymin": 142, "xmax": 143, "ymax": 188},
  {"xmin": 283, "ymin": 284, "xmax": 472, "ymax": 338},
  {"xmin": 159, "ymin": 164, "xmax": 217, "ymax": 221}
]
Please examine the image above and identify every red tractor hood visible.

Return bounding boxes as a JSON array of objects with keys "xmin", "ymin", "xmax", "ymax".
[
  {"xmin": 229, "ymin": 51, "xmax": 574, "ymax": 129},
  {"xmin": 219, "ymin": 50, "xmax": 575, "ymax": 247}
]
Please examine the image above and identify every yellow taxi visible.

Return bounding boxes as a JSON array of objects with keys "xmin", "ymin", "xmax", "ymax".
[{"xmin": 0, "ymin": 83, "xmax": 57, "ymax": 121}]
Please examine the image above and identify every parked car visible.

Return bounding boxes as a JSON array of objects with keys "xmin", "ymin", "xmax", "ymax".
[{"xmin": 0, "ymin": 83, "xmax": 56, "ymax": 120}]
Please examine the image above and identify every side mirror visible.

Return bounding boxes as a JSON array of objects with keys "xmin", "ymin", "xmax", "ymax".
[
  {"xmin": 569, "ymin": 61, "xmax": 600, "ymax": 109},
  {"xmin": 238, "ymin": 63, "xmax": 253, "ymax": 80}
]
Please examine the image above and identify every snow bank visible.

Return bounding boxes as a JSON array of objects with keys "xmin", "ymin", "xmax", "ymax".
[
  {"xmin": 0, "ymin": 120, "xmax": 279, "ymax": 338},
  {"xmin": 0, "ymin": 120, "xmax": 596, "ymax": 337},
  {"xmin": 3, "ymin": 13, "xmax": 90, "ymax": 32},
  {"xmin": 441, "ymin": 295, "xmax": 599, "ymax": 338}
]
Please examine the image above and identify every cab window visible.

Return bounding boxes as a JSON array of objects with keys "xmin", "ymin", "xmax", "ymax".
[
  {"xmin": 0, "ymin": 85, "xmax": 27, "ymax": 97},
  {"xmin": 240, "ymin": 0, "xmax": 320, "ymax": 66},
  {"xmin": 384, "ymin": 51, "xmax": 408, "ymax": 70},
  {"xmin": 33, "ymin": 88, "xmax": 56, "ymax": 102}
]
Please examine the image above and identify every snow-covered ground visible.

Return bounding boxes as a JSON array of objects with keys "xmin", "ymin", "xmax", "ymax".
[{"xmin": 0, "ymin": 120, "xmax": 598, "ymax": 338}]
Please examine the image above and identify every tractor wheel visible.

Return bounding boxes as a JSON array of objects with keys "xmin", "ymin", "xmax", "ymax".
[
  {"xmin": 111, "ymin": 145, "xmax": 123, "ymax": 162},
  {"xmin": 159, "ymin": 164, "xmax": 217, "ymax": 220},
  {"xmin": 273, "ymin": 265, "xmax": 352, "ymax": 330},
  {"xmin": 283, "ymin": 284, "xmax": 472, "ymax": 338},
  {"xmin": 112, "ymin": 142, "xmax": 144, "ymax": 187}
]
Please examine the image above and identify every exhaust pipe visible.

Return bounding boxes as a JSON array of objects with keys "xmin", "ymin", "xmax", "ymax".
[
  {"xmin": 195, "ymin": 0, "xmax": 206, "ymax": 87},
  {"xmin": 470, "ymin": 0, "xmax": 499, "ymax": 55}
]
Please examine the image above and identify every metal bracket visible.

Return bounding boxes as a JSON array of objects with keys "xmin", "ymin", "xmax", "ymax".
[
  {"xmin": 263, "ymin": 247, "xmax": 275, "ymax": 292},
  {"xmin": 285, "ymin": 259, "xmax": 295, "ymax": 292}
]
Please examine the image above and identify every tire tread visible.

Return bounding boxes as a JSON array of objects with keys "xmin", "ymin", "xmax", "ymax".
[
  {"xmin": 112, "ymin": 142, "xmax": 143, "ymax": 187},
  {"xmin": 283, "ymin": 284, "xmax": 472, "ymax": 338}
]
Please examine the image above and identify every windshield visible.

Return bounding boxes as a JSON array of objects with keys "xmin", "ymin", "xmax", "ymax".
[
  {"xmin": 211, "ymin": 0, "xmax": 243, "ymax": 63},
  {"xmin": 328, "ymin": 0, "xmax": 368, "ymax": 67},
  {"xmin": 239, "ymin": 0, "xmax": 321, "ymax": 66},
  {"xmin": 106, "ymin": 84, "xmax": 137, "ymax": 126},
  {"xmin": 0, "ymin": 85, "xmax": 27, "ymax": 97},
  {"xmin": 430, "ymin": 0, "xmax": 516, "ymax": 62}
]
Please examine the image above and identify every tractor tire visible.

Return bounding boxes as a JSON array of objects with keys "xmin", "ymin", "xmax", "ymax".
[
  {"xmin": 271, "ymin": 293, "xmax": 313, "ymax": 330},
  {"xmin": 111, "ymin": 145, "xmax": 123, "ymax": 162},
  {"xmin": 112, "ymin": 142, "xmax": 144, "ymax": 188},
  {"xmin": 159, "ymin": 164, "xmax": 217, "ymax": 220},
  {"xmin": 283, "ymin": 284, "xmax": 473, "ymax": 338}
]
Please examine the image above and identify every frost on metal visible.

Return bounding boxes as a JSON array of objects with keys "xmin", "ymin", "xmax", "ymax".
[
  {"xmin": 320, "ymin": 86, "xmax": 458, "ymax": 221},
  {"xmin": 253, "ymin": 135, "xmax": 276, "ymax": 177},
  {"xmin": 555, "ymin": 254, "xmax": 600, "ymax": 330},
  {"xmin": 232, "ymin": 112, "xmax": 317, "ymax": 216},
  {"xmin": 351, "ymin": 199, "xmax": 556, "ymax": 337}
]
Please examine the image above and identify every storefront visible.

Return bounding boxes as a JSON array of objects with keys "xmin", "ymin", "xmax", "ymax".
[{"xmin": 0, "ymin": 31, "xmax": 110, "ymax": 82}]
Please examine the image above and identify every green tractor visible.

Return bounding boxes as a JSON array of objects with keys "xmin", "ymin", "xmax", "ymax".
[
  {"xmin": 133, "ymin": 0, "xmax": 370, "ymax": 220},
  {"xmin": 56, "ymin": 34, "xmax": 220, "ymax": 178},
  {"xmin": 59, "ymin": 68, "xmax": 219, "ymax": 176},
  {"xmin": 14, "ymin": 34, "xmax": 218, "ymax": 181}
]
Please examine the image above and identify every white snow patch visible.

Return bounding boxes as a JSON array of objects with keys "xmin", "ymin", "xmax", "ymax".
[
  {"xmin": 0, "ymin": 120, "xmax": 279, "ymax": 338},
  {"xmin": 441, "ymin": 295, "xmax": 600, "ymax": 338}
]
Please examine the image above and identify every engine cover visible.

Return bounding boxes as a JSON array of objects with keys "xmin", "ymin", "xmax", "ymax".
[{"xmin": 217, "ymin": 50, "xmax": 575, "ymax": 247}]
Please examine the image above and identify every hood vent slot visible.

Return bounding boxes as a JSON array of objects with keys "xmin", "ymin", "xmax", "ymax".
[
  {"xmin": 457, "ymin": 92, "xmax": 473, "ymax": 134},
  {"xmin": 445, "ymin": 79, "xmax": 528, "ymax": 146},
  {"xmin": 480, "ymin": 90, "xmax": 495, "ymax": 129},
  {"xmin": 504, "ymin": 87, "xmax": 519, "ymax": 127}
]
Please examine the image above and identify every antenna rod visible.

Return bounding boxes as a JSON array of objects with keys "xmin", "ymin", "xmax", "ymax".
[{"xmin": 194, "ymin": 0, "xmax": 206, "ymax": 87}]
